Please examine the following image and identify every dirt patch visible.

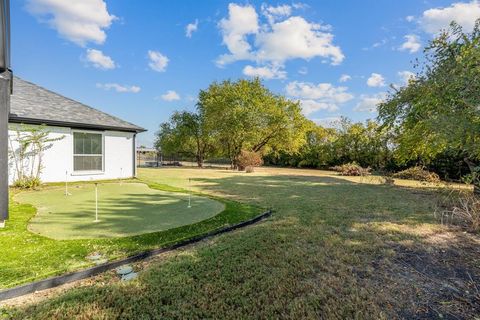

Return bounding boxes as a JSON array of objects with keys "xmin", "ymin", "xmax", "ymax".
[{"xmin": 372, "ymin": 231, "xmax": 480, "ymax": 319}]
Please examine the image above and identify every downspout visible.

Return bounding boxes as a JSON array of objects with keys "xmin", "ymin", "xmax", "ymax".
[
  {"xmin": 0, "ymin": 0, "xmax": 10, "ymax": 227},
  {"xmin": 0, "ymin": 71, "xmax": 9, "ymax": 226},
  {"xmin": 132, "ymin": 133, "xmax": 137, "ymax": 177}
]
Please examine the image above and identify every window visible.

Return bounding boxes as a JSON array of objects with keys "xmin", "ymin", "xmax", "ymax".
[{"xmin": 73, "ymin": 132, "xmax": 103, "ymax": 171}]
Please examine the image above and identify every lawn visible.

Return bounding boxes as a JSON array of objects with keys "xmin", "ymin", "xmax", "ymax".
[
  {"xmin": 17, "ymin": 182, "xmax": 224, "ymax": 239},
  {"xmin": 0, "ymin": 180, "xmax": 260, "ymax": 289},
  {"xmin": 4, "ymin": 167, "xmax": 480, "ymax": 319}
]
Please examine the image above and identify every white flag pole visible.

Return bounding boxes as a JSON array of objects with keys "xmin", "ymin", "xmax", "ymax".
[
  {"xmin": 94, "ymin": 182, "xmax": 99, "ymax": 222},
  {"xmin": 188, "ymin": 178, "xmax": 192, "ymax": 208},
  {"xmin": 64, "ymin": 170, "xmax": 71, "ymax": 196}
]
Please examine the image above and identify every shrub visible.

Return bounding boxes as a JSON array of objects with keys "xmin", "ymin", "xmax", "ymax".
[
  {"xmin": 237, "ymin": 150, "xmax": 263, "ymax": 172},
  {"xmin": 245, "ymin": 166, "xmax": 255, "ymax": 173},
  {"xmin": 435, "ymin": 190, "xmax": 480, "ymax": 232},
  {"xmin": 383, "ymin": 176, "xmax": 395, "ymax": 186},
  {"xmin": 12, "ymin": 176, "xmax": 41, "ymax": 189},
  {"xmin": 331, "ymin": 162, "xmax": 371, "ymax": 176},
  {"xmin": 393, "ymin": 166, "xmax": 440, "ymax": 183}
]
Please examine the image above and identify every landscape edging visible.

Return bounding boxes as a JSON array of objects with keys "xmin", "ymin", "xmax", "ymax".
[{"xmin": 0, "ymin": 209, "xmax": 272, "ymax": 302}]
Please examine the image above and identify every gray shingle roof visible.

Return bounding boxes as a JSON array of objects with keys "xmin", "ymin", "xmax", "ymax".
[{"xmin": 8, "ymin": 77, "xmax": 145, "ymax": 132}]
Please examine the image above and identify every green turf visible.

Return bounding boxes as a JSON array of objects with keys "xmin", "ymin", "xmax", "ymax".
[
  {"xmin": 16, "ymin": 183, "xmax": 224, "ymax": 240},
  {"xmin": 0, "ymin": 180, "xmax": 261, "ymax": 289},
  {"xmin": 4, "ymin": 168, "xmax": 477, "ymax": 319}
]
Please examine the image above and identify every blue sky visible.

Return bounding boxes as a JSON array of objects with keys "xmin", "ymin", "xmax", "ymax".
[{"xmin": 11, "ymin": 0, "xmax": 480, "ymax": 146}]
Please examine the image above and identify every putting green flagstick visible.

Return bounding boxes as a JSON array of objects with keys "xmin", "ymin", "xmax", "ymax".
[
  {"xmin": 94, "ymin": 182, "xmax": 99, "ymax": 222},
  {"xmin": 65, "ymin": 171, "xmax": 71, "ymax": 196},
  {"xmin": 188, "ymin": 178, "xmax": 191, "ymax": 208}
]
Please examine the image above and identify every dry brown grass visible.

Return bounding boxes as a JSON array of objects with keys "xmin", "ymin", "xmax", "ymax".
[{"xmin": 4, "ymin": 167, "xmax": 479, "ymax": 319}]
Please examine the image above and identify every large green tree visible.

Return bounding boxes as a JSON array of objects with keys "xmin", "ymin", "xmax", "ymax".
[
  {"xmin": 198, "ymin": 78, "xmax": 308, "ymax": 168},
  {"xmin": 155, "ymin": 110, "xmax": 214, "ymax": 167},
  {"xmin": 378, "ymin": 22, "xmax": 480, "ymax": 193}
]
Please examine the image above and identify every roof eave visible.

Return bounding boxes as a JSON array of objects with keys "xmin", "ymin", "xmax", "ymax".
[{"xmin": 8, "ymin": 116, "xmax": 147, "ymax": 133}]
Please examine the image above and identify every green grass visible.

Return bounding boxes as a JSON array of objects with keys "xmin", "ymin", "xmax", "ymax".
[
  {"xmin": 0, "ymin": 180, "xmax": 261, "ymax": 289},
  {"xmin": 17, "ymin": 182, "xmax": 224, "ymax": 240},
  {"xmin": 4, "ymin": 167, "xmax": 478, "ymax": 319}
]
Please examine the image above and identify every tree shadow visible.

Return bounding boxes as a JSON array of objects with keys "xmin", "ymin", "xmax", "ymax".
[
  {"xmin": 9, "ymin": 173, "xmax": 480, "ymax": 319},
  {"xmin": 190, "ymin": 174, "xmax": 437, "ymax": 227},
  {"xmin": 28, "ymin": 192, "xmax": 223, "ymax": 240}
]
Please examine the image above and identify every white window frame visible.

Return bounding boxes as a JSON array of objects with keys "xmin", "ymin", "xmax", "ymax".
[{"xmin": 72, "ymin": 129, "xmax": 105, "ymax": 175}]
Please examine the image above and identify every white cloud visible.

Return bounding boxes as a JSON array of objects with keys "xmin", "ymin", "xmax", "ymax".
[
  {"xmin": 399, "ymin": 34, "xmax": 421, "ymax": 53},
  {"xmin": 298, "ymin": 100, "xmax": 339, "ymax": 114},
  {"xmin": 286, "ymin": 81, "xmax": 352, "ymax": 101},
  {"xmin": 354, "ymin": 93, "xmax": 387, "ymax": 113},
  {"xmin": 262, "ymin": 4, "xmax": 292, "ymax": 17},
  {"xmin": 373, "ymin": 39, "xmax": 387, "ymax": 48},
  {"xmin": 185, "ymin": 95, "xmax": 197, "ymax": 102},
  {"xmin": 339, "ymin": 74, "xmax": 351, "ymax": 82},
  {"xmin": 160, "ymin": 90, "xmax": 181, "ymax": 101},
  {"xmin": 292, "ymin": 2, "xmax": 309, "ymax": 10},
  {"xmin": 255, "ymin": 16, "xmax": 344, "ymax": 65},
  {"xmin": 243, "ymin": 64, "xmax": 286, "ymax": 79},
  {"xmin": 217, "ymin": 3, "xmax": 259, "ymax": 66},
  {"xmin": 398, "ymin": 71, "xmax": 416, "ymax": 85},
  {"xmin": 261, "ymin": 4, "xmax": 292, "ymax": 24},
  {"xmin": 85, "ymin": 49, "xmax": 115, "ymax": 70},
  {"xmin": 186, "ymin": 19, "xmax": 199, "ymax": 38},
  {"xmin": 286, "ymin": 81, "xmax": 353, "ymax": 115},
  {"xmin": 421, "ymin": 1, "xmax": 480, "ymax": 34},
  {"xmin": 367, "ymin": 73, "xmax": 386, "ymax": 87},
  {"xmin": 312, "ymin": 116, "xmax": 342, "ymax": 128},
  {"xmin": 298, "ymin": 67, "xmax": 308, "ymax": 75},
  {"xmin": 26, "ymin": 0, "xmax": 116, "ymax": 46},
  {"xmin": 148, "ymin": 50, "xmax": 169, "ymax": 72},
  {"xmin": 406, "ymin": 15, "xmax": 415, "ymax": 22},
  {"xmin": 96, "ymin": 83, "xmax": 140, "ymax": 93},
  {"xmin": 217, "ymin": 3, "xmax": 344, "ymax": 75}
]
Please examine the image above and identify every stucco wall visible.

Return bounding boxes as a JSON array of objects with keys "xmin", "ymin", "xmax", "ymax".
[{"xmin": 8, "ymin": 124, "xmax": 135, "ymax": 184}]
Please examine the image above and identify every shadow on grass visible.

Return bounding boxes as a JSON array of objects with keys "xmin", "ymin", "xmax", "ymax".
[
  {"xmin": 5, "ymin": 173, "xmax": 480, "ymax": 319},
  {"xmin": 29, "ymin": 192, "xmax": 222, "ymax": 240},
  {"xmin": 190, "ymin": 174, "xmax": 438, "ymax": 226},
  {"xmin": 0, "ymin": 182, "xmax": 262, "ymax": 289}
]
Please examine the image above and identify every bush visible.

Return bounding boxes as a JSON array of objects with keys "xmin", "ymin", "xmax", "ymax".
[
  {"xmin": 237, "ymin": 150, "xmax": 263, "ymax": 172},
  {"xmin": 331, "ymin": 162, "xmax": 371, "ymax": 176},
  {"xmin": 13, "ymin": 176, "xmax": 41, "ymax": 189},
  {"xmin": 435, "ymin": 191, "xmax": 480, "ymax": 232},
  {"xmin": 393, "ymin": 166, "xmax": 440, "ymax": 183},
  {"xmin": 245, "ymin": 166, "xmax": 255, "ymax": 173}
]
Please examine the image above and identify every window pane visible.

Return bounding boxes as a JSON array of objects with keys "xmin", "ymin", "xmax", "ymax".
[
  {"xmin": 73, "ymin": 132, "xmax": 102, "ymax": 155},
  {"xmin": 74, "ymin": 133, "xmax": 84, "ymax": 154},
  {"xmin": 74, "ymin": 156, "xmax": 102, "ymax": 171},
  {"xmin": 91, "ymin": 134, "xmax": 102, "ymax": 154},
  {"xmin": 84, "ymin": 136, "xmax": 92, "ymax": 154}
]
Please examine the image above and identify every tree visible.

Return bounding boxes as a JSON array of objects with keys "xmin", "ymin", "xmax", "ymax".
[
  {"xmin": 198, "ymin": 78, "xmax": 308, "ymax": 168},
  {"xmin": 263, "ymin": 116, "xmax": 395, "ymax": 171},
  {"xmin": 8, "ymin": 124, "xmax": 64, "ymax": 188},
  {"xmin": 155, "ymin": 111, "xmax": 214, "ymax": 167},
  {"xmin": 378, "ymin": 22, "xmax": 480, "ymax": 193}
]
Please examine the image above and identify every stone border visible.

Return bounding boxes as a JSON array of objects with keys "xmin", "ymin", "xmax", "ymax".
[{"xmin": 0, "ymin": 210, "xmax": 272, "ymax": 301}]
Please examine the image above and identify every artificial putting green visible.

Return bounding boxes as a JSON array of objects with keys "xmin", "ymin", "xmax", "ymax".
[{"xmin": 15, "ymin": 182, "xmax": 225, "ymax": 240}]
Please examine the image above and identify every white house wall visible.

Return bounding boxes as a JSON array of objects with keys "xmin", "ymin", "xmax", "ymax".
[{"xmin": 7, "ymin": 124, "xmax": 135, "ymax": 184}]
